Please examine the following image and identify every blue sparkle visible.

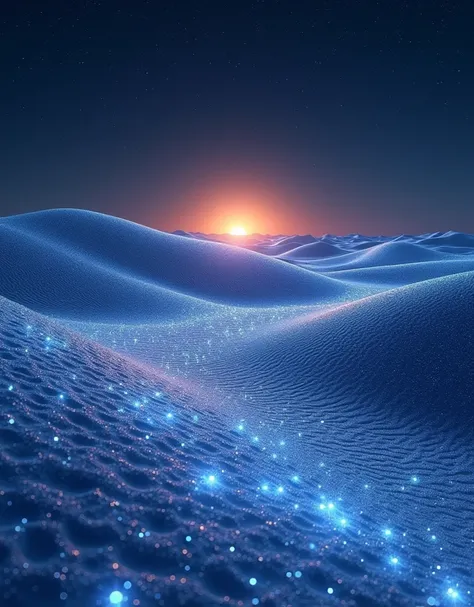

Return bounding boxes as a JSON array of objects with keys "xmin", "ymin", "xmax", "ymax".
[
  {"xmin": 447, "ymin": 588, "xmax": 459, "ymax": 600},
  {"xmin": 109, "ymin": 591, "xmax": 124, "ymax": 604}
]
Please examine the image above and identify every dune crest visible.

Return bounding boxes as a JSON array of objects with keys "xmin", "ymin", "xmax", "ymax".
[{"xmin": 0, "ymin": 210, "xmax": 352, "ymax": 320}]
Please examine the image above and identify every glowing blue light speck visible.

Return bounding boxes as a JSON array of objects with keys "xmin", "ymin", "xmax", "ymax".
[
  {"xmin": 109, "ymin": 591, "xmax": 124, "ymax": 604},
  {"xmin": 447, "ymin": 588, "xmax": 459, "ymax": 600}
]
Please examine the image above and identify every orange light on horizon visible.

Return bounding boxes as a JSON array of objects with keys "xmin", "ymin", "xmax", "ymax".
[{"xmin": 229, "ymin": 226, "xmax": 248, "ymax": 236}]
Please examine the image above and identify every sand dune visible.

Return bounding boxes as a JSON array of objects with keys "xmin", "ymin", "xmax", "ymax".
[
  {"xmin": 322, "ymin": 258, "xmax": 474, "ymax": 285},
  {"xmin": 418, "ymin": 231, "xmax": 474, "ymax": 248},
  {"xmin": 0, "ymin": 210, "xmax": 352, "ymax": 320},
  {"xmin": 1, "ymin": 294, "xmax": 444, "ymax": 607},
  {"xmin": 278, "ymin": 241, "xmax": 347, "ymax": 260},
  {"xmin": 211, "ymin": 270, "xmax": 474, "ymax": 429},
  {"xmin": 1, "ymin": 210, "xmax": 473, "ymax": 606}
]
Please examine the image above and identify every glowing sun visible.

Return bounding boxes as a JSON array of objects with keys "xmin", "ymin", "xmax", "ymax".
[{"xmin": 229, "ymin": 226, "xmax": 247, "ymax": 236}]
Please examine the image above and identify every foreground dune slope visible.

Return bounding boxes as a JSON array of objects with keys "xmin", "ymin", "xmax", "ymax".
[{"xmin": 1, "ymin": 295, "xmax": 459, "ymax": 607}]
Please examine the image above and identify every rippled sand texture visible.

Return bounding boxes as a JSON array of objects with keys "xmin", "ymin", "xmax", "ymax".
[{"xmin": 1, "ymin": 210, "xmax": 473, "ymax": 607}]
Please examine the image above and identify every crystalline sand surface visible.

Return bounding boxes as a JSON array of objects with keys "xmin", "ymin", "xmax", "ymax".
[{"xmin": 0, "ymin": 210, "xmax": 473, "ymax": 607}]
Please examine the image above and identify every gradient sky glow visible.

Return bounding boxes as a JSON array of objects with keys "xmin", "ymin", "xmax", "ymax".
[{"xmin": 1, "ymin": 1, "xmax": 474, "ymax": 234}]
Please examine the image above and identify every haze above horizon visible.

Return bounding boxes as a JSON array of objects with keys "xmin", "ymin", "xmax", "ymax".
[{"xmin": 1, "ymin": 0, "xmax": 473, "ymax": 234}]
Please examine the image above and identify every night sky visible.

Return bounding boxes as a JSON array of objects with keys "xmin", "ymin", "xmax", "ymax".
[{"xmin": 1, "ymin": 0, "xmax": 474, "ymax": 235}]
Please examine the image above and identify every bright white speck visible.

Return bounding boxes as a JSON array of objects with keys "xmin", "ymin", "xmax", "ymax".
[
  {"xmin": 229, "ymin": 546, "xmax": 235, "ymax": 552},
  {"xmin": 8, "ymin": 385, "xmax": 13, "ymax": 391},
  {"xmin": 390, "ymin": 556, "xmax": 399, "ymax": 565},
  {"xmin": 277, "ymin": 486, "xmax": 284, "ymax": 493},
  {"xmin": 109, "ymin": 591, "xmax": 124, "ymax": 604},
  {"xmin": 447, "ymin": 588, "xmax": 459, "ymax": 599},
  {"xmin": 206, "ymin": 474, "xmax": 217, "ymax": 486},
  {"xmin": 294, "ymin": 571, "xmax": 302, "ymax": 578},
  {"xmin": 384, "ymin": 529, "xmax": 392, "ymax": 537},
  {"xmin": 186, "ymin": 536, "xmax": 191, "ymax": 542},
  {"xmin": 327, "ymin": 587, "xmax": 334, "ymax": 595},
  {"xmin": 53, "ymin": 436, "xmax": 59, "ymax": 442},
  {"xmin": 166, "ymin": 412, "xmax": 173, "ymax": 419},
  {"xmin": 249, "ymin": 577, "xmax": 257, "ymax": 586},
  {"xmin": 8, "ymin": 419, "xmax": 14, "ymax": 425}
]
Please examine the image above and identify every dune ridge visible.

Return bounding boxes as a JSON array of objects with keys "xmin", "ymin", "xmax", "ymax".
[{"xmin": 0, "ymin": 210, "xmax": 353, "ymax": 320}]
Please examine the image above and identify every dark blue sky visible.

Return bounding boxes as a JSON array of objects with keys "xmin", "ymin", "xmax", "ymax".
[{"xmin": 1, "ymin": 0, "xmax": 473, "ymax": 234}]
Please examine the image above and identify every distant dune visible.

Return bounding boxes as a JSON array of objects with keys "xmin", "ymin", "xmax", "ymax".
[{"xmin": 278, "ymin": 241, "xmax": 347, "ymax": 260}]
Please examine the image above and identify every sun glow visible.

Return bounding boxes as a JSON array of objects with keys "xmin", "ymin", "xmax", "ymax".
[{"xmin": 229, "ymin": 226, "xmax": 247, "ymax": 236}]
